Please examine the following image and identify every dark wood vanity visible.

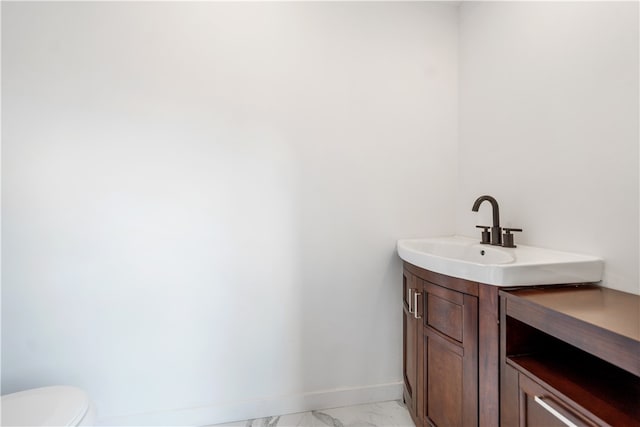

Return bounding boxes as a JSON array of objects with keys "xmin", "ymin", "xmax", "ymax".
[{"xmin": 403, "ymin": 261, "xmax": 640, "ymax": 427}]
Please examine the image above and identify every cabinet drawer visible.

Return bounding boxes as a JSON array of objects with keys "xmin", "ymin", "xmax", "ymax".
[
  {"xmin": 425, "ymin": 282, "xmax": 464, "ymax": 343},
  {"xmin": 519, "ymin": 373, "xmax": 599, "ymax": 427}
]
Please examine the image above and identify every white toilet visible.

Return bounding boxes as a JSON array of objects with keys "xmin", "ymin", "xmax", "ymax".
[{"xmin": 1, "ymin": 386, "xmax": 96, "ymax": 426}]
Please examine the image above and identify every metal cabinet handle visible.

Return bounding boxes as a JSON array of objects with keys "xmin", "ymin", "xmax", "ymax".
[
  {"xmin": 534, "ymin": 396, "xmax": 578, "ymax": 427},
  {"xmin": 413, "ymin": 292, "xmax": 422, "ymax": 319}
]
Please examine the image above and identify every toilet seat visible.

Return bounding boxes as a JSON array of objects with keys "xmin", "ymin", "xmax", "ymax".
[{"xmin": 1, "ymin": 386, "xmax": 92, "ymax": 426}]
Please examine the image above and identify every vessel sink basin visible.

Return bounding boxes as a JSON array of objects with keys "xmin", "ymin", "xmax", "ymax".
[{"xmin": 397, "ymin": 236, "xmax": 603, "ymax": 286}]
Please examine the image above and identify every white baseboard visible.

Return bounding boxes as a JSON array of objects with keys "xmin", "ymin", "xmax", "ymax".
[{"xmin": 97, "ymin": 381, "xmax": 403, "ymax": 426}]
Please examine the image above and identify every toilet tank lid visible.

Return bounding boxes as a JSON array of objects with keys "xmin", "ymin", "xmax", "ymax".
[{"xmin": 1, "ymin": 386, "xmax": 91, "ymax": 426}]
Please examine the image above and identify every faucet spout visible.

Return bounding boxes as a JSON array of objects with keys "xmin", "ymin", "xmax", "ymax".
[
  {"xmin": 472, "ymin": 195, "xmax": 502, "ymax": 245},
  {"xmin": 472, "ymin": 195, "xmax": 500, "ymax": 227}
]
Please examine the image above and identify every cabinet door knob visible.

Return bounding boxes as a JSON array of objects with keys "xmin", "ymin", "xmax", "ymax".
[
  {"xmin": 534, "ymin": 396, "xmax": 578, "ymax": 427},
  {"xmin": 413, "ymin": 292, "xmax": 422, "ymax": 319}
]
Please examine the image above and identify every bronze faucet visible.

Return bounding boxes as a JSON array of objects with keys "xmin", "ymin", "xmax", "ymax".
[{"xmin": 472, "ymin": 195, "xmax": 502, "ymax": 246}]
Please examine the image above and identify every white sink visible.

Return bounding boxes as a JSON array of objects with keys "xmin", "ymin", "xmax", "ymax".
[{"xmin": 397, "ymin": 236, "xmax": 604, "ymax": 286}]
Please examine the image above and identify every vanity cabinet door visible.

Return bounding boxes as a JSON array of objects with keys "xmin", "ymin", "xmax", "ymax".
[
  {"xmin": 402, "ymin": 263, "xmax": 485, "ymax": 427},
  {"xmin": 423, "ymin": 333, "xmax": 464, "ymax": 426},
  {"xmin": 403, "ymin": 268, "xmax": 422, "ymax": 420},
  {"xmin": 419, "ymin": 282, "xmax": 478, "ymax": 427}
]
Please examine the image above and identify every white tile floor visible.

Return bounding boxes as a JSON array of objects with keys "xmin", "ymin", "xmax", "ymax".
[{"xmin": 211, "ymin": 400, "xmax": 415, "ymax": 427}]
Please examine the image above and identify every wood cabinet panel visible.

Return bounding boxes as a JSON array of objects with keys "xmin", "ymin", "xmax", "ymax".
[
  {"xmin": 403, "ymin": 306, "xmax": 417, "ymax": 409},
  {"xmin": 500, "ymin": 363, "xmax": 520, "ymax": 427},
  {"xmin": 426, "ymin": 292, "xmax": 463, "ymax": 343},
  {"xmin": 404, "ymin": 262, "xmax": 479, "ymax": 296},
  {"xmin": 478, "ymin": 284, "xmax": 499, "ymax": 427},
  {"xmin": 403, "ymin": 267, "xmax": 420, "ymax": 423},
  {"xmin": 425, "ymin": 334, "xmax": 463, "ymax": 427}
]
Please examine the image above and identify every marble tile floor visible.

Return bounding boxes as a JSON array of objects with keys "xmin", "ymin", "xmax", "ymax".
[{"xmin": 210, "ymin": 400, "xmax": 415, "ymax": 427}]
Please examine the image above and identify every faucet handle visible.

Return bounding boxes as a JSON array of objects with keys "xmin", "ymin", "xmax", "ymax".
[
  {"xmin": 475, "ymin": 225, "xmax": 491, "ymax": 244},
  {"xmin": 502, "ymin": 228, "xmax": 523, "ymax": 248}
]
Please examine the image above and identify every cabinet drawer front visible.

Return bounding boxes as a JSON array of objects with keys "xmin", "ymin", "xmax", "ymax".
[
  {"xmin": 426, "ymin": 283, "xmax": 464, "ymax": 343},
  {"xmin": 519, "ymin": 374, "xmax": 599, "ymax": 427}
]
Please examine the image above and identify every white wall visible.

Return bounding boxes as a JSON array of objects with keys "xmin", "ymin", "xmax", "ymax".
[
  {"xmin": 457, "ymin": 2, "xmax": 639, "ymax": 294},
  {"xmin": 1, "ymin": 2, "xmax": 459, "ymax": 425},
  {"xmin": 5, "ymin": 2, "xmax": 638, "ymax": 424}
]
